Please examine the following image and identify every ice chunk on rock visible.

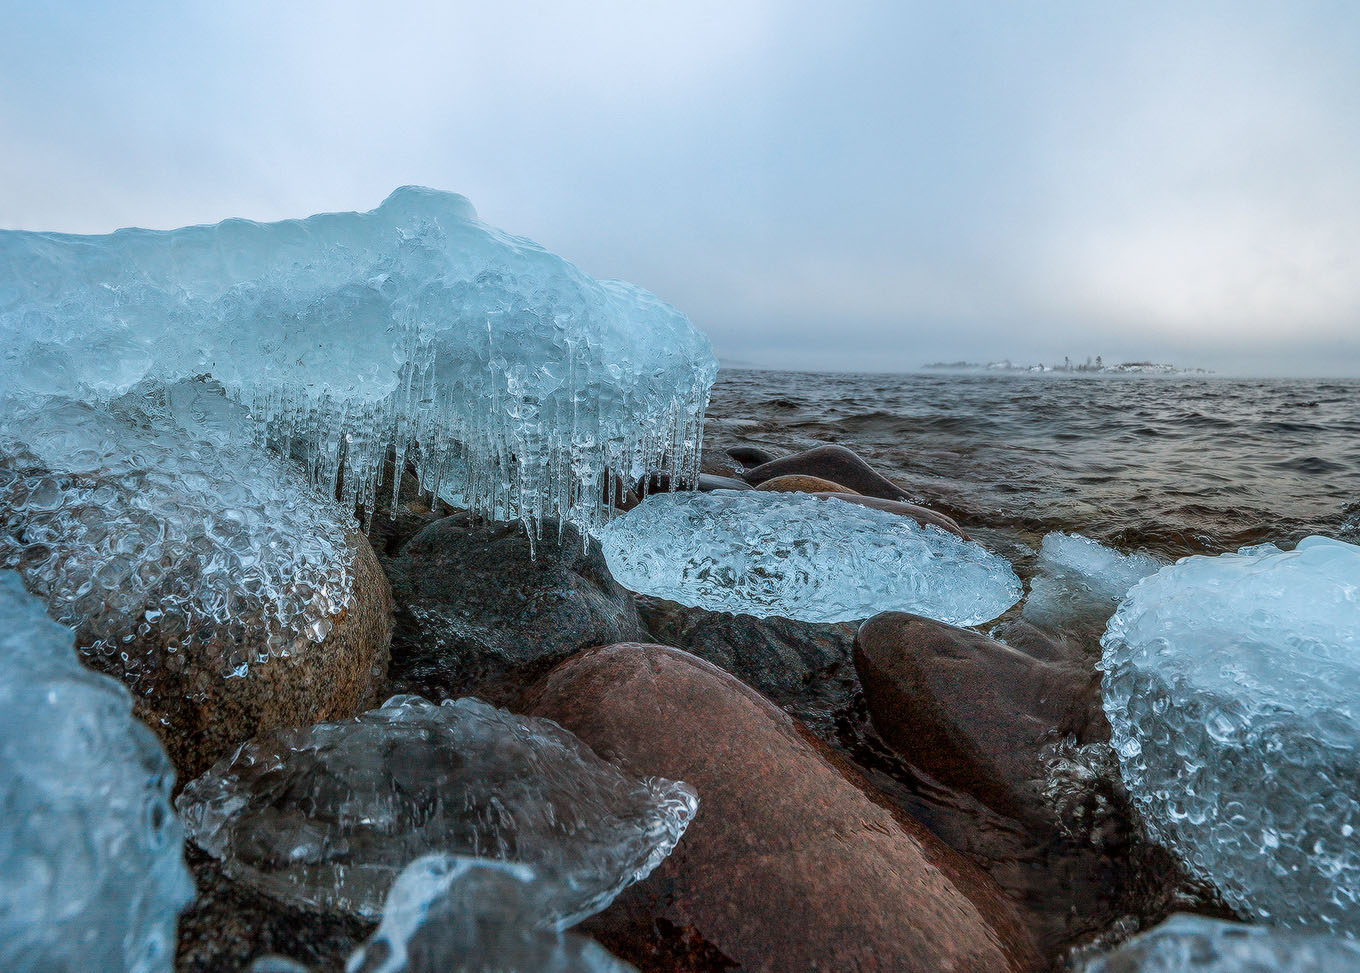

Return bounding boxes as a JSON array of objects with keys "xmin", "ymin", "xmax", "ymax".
[
  {"xmin": 0, "ymin": 572, "xmax": 194, "ymax": 972},
  {"xmin": 1023, "ymin": 532, "xmax": 1162, "ymax": 636},
  {"xmin": 600, "ymin": 490, "xmax": 1021, "ymax": 625},
  {"xmin": 178, "ymin": 695, "xmax": 697, "ymax": 921},
  {"xmin": 1078, "ymin": 913, "xmax": 1360, "ymax": 972},
  {"xmin": 0, "ymin": 187, "xmax": 717, "ymax": 533},
  {"xmin": 347, "ymin": 854, "xmax": 636, "ymax": 973},
  {"xmin": 1100, "ymin": 536, "xmax": 1360, "ymax": 931}
]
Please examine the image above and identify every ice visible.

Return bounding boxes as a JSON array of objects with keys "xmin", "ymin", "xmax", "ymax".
[
  {"xmin": 0, "ymin": 187, "xmax": 717, "ymax": 535},
  {"xmin": 1078, "ymin": 914, "xmax": 1360, "ymax": 971},
  {"xmin": 0, "ymin": 572, "xmax": 194, "ymax": 972},
  {"xmin": 346, "ymin": 854, "xmax": 636, "ymax": 973},
  {"xmin": 1023, "ymin": 532, "xmax": 1162, "ymax": 635},
  {"xmin": 1100, "ymin": 536, "xmax": 1360, "ymax": 931},
  {"xmin": 178, "ymin": 694, "xmax": 697, "ymax": 921},
  {"xmin": 600, "ymin": 490, "xmax": 1022, "ymax": 625}
]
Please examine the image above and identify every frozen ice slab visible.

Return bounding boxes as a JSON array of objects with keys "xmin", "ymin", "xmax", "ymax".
[
  {"xmin": 0, "ymin": 572, "xmax": 193, "ymax": 972},
  {"xmin": 178, "ymin": 695, "xmax": 697, "ymax": 921},
  {"xmin": 347, "ymin": 854, "xmax": 636, "ymax": 973},
  {"xmin": 600, "ymin": 490, "xmax": 1021, "ymax": 625},
  {"xmin": 1100, "ymin": 536, "xmax": 1360, "ymax": 931},
  {"xmin": 1078, "ymin": 913, "xmax": 1360, "ymax": 972},
  {"xmin": 0, "ymin": 187, "xmax": 716, "ymax": 533},
  {"xmin": 1022, "ymin": 532, "xmax": 1162, "ymax": 635}
]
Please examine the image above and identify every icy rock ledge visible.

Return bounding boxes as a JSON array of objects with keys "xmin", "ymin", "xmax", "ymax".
[
  {"xmin": 1100, "ymin": 536, "xmax": 1360, "ymax": 931},
  {"xmin": 600, "ymin": 490, "xmax": 1022, "ymax": 625},
  {"xmin": 1078, "ymin": 913, "xmax": 1360, "ymax": 972},
  {"xmin": 0, "ymin": 572, "xmax": 194, "ymax": 973},
  {"xmin": 178, "ymin": 695, "xmax": 697, "ymax": 921}
]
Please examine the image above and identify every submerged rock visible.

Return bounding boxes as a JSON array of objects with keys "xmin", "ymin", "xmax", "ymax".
[
  {"xmin": 384, "ymin": 514, "xmax": 648, "ymax": 705},
  {"xmin": 1078, "ymin": 913, "xmax": 1360, "ymax": 972},
  {"xmin": 742, "ymin": 443, "xmax": 910, "ymax": 500},
  {"xmin": 523, "ymin": 642, "xmax": 1043, "ymax": 973},
  {"xmin": 601, "ymin": 490, "xmax": 1021, "ymax": 625},
  {"xmin": 0, "ymin": 572, "xmax": 194, "ymax": 973},
  {"xmin": 178, "ymin": 695, "xmax": 696, "ymax": 923},
  {"xmin": 1101, "ymin": 536, "xmax": 1360, "ymax": 931}
]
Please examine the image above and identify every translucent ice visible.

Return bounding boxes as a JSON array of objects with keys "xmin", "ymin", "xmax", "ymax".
[
  {"xmin": 1100, "ymin": 536, "xmax": 1360, "ymax": 931},
  {"xmin": 0, "ymin": 187, "xmax": 717, "ymax": 534},
  {"xmin": 178, "ymin": 695, "xmax": 697, "ymax": 921},
  {"xmin": 1078, "ymin": 914, "xmax": 1360, "ymax": 972},
  {"xmin": 347, "ymin": 854, "xmax": 636, "ymax": 973},
  {"xmin": 1023, "ymin": 532, "xmax": 1162, "ymax": 635},
  {"xmin": 0, "ymin": 572, "xmax": 194, "ymax": 972},
  {"xmin": 600, "ymin": 490, "xmax": 1022, "ymax": 624}
]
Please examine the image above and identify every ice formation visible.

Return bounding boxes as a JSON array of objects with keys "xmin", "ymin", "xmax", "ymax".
[
  {"xmin": 1079, "ymin": 914, "xmax": 1360, "ymax": 972},
  {"xmin": 1022, "ymin": 532, "xmax": 1161, "ymax": 635},
  {"xmin": 178, "ymin": 694, "xmax": 697, "ymax": 920},
  {"xmin": 1100, "ymin": 536, "xmax": 1360, "ymax": 931},
  {"xmin": 347, "ymin": 854, "xmax": 636, "ymax": 973},
  {"xmin": 0, "ymin": 572, "xmax": 194, "ymax": 972},
  {"xmin": 600, "ymin": 490, "xmax": 1022, "ymax": 624},
  {"xmin": 0, "ymin": 187, "xmax": 717, "ymax": 534}
]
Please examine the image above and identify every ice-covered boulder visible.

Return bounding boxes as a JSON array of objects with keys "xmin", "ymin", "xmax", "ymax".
[
  {"xmin": 346, "ymin": 854, "xmax": 636, "ymax": 973},
  {"xmin": 0, "ymin": 187, "xmax": 716, "ymax": 532},
  {"xmin": 0, "ymin": 572, "xmax": 194, "ymax": 972},
  {"xmin": 1078, "ymin": 913, "xmax": 1360, "ymax": 971},
  {"xmin": 1023, "ymin": 533, "xmax": 1162, "ymax": 635},
  {"xmin": 1100, "ymin": 536, "xmax": 1360, "ymax": 931},
  {"xmin": 178, "ymin": 695, "xmax": 697, "ymax": 921},
  {"xmin": 600, "ymin": 490, "xmax": 1021, "ymax": 625}
]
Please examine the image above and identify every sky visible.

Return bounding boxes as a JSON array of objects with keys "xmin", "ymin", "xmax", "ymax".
[{"xmin": 2, "ymin": 1, "xmax": 1358, "ymax": 375}]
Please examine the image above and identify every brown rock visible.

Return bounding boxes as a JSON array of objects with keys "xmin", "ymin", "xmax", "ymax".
[
  {"xmin": 754, "ymin": 473, "xmax": 858, "ymax": 495},
  {"xmin": 743, "ymin": 444, "xmax": 910, "ymax": 501},
  {"xmin": 854, "ymin": 612, "xmax": 1106, "ymax": 824},
  {"xmin": 724, "ymin": 444, "xmax": 780, "ymax": 469},
  {"xmin": 814, "ymin": 492, "xmax": 969, "ymax": 538},
  {"xmin": 523, "ymin": 643, "xmax": 1042, "ymax": 973}
]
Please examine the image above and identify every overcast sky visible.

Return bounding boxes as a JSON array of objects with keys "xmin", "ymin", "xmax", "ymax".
[{"xmin": 3, "ymin": 2, "xmax": 1358, "ymax": 375}]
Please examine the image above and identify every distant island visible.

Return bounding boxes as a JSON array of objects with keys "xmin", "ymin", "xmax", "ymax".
[{"xmin": 922, "ymin": 356, "xmax": 1211, "ymax": 375}]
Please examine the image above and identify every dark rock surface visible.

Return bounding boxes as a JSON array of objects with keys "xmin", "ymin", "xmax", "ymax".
[
  {"xmin": 724, "ymin": 444, "xmax": 780, "ymax": 469},
  {"xmin": 523, "ymin": 642, "xmax": 1044, "ymax": 973},
  {"xmin": 743, "ymin": 444, "xmax": 912, "ymax": 501},
  {"xmin": 697, "ymin": 473, "xmax": 752, "ymax": 491}
]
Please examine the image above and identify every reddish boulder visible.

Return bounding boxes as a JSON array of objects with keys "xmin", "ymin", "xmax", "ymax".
[
  {"xmin": 754, "ymin": 473, "xmax": 859, "ymax": 495},
  {"xmin": 523, "ymin": 643, "xmax": 1041, "ymax": 973}
]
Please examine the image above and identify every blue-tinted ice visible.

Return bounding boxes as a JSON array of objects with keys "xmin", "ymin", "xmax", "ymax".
[
  {"xmin": 1078, "ymin": 913, "xmax": 1360, "ymax": 972},
  {"xmin": 1023, "ymin": 532, "xmax": 1162, "ymax": 635}
]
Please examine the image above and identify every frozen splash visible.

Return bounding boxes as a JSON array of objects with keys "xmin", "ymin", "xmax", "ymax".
[{"xmin": 0, "ymin": 187, "xmax": 717, "ymax": 535}]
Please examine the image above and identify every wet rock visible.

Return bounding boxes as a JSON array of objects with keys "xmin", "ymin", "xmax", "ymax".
[
  {"xmin": 724, "ymin": 444, "xmax": 780, "ymax": 469},
  {"xmin": 697, "ymin": 473, "xmax": 752, "ymax": 491},
  {"xmin": 854, "ymin": 611, "xmax": 1106, "ymax": 824},
  {"xmin": 813, "ymin": 492, "xmax": 969, "ymax": 538},
  {"xmin": 523, "ymin": 643, "xmax": 1044, "ymax": 973},
  {"xmin": 384, "ymin": 513, "xmax": 649, "ymax": 705},
  {"xmin": 743, "ymin": 443, "xmax": 911, "ymax": 501},
  {"xmin": 754, "ymin": 473, "xmax": 859, "ymax": 494}
]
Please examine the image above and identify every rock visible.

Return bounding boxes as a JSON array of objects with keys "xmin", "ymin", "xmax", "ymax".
[
  {"xmin": 743, "ymin": 444, "xmax": 910, "ymax": 501},
  {"xmin": 384, "ymin": 514, "xmax": 650, "ymax": 705},
  {"xmin": 813, "ymin": 492, "xmax": 969, "ymax": 538},
  {"xmin": 697, "ymin": 473, "xmax": 752, "ymax": 491},
  {"xmin": 854, "ymin": 612, "xmax": 1106, "ymax": 824},
  {"xmin": 523, "ymin": 643, "xmax": 1043, "ymax": 973},
  {"xmin": 724, "ymin": 444, "xmax": 780, "ymax": 469},
  {"xmin": 754, "ymin": 473, "xmax": 859, "ymax": 495}
]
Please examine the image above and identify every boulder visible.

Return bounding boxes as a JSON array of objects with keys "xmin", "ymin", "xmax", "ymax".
[
  {"xmin": 697, "ymin": 473, "xmax": 752, "ymax": 492},
  {"xmin": 754, "ymin": 473, "xmax": 858, "ymax": 495},
  {"xmin": 523, "ymin": 643, "xmax": 1043, "ymax": 973},
  {"xmin": 384, "ymin": 514, "xmax": 650, "ymax": 705},
  {"xmin": 743, "ymin": 444, "xmax": 910, "ymax": 501},
  {"xmin": 854, "ymin": 612, "xmax": 1106, "ymax": 824},
  {"xmin": 813, "ymin": 492, "xmax": 969, "ymax": 538},
  {"xmin": 724, "ymin": 444, "xmax": 780, "ymax": 469}
]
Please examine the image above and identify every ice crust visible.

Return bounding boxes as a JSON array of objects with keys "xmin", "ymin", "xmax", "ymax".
[
  {"xmin": 347, "ymin": 854, "xmax": 636, "ymax": 973},
  {"xmin": 1079, "ymin": 914, "xmax": 1360, "ymax": 971},
  {"xmin": 1100, "ymin": 536, "xmax": 1360, "ymax": 931},
  {"xmin": 178, "ymin": 694, "xmax": 697, "ymax": 921},
  {"xmin": 1023, "ymin": 532, "xmax": 1162, "ymax": 635},
  {"xmin": 0, "ymin": 187, "xmax": 717, "ymax": 534},
  {"xmin": 0, "ymin": 572, "xmax": 194, "ymax": 972},
  {"xmin": 600, "ymin": 490, "xmax": 1022, "ymax": 624}
]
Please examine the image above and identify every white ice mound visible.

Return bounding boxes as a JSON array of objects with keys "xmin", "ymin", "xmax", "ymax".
[
  {"xmin": 1100, "ymin": 536, "xmax": 1360, "ymax": 931},
  {"xmin": 0, "ymin": 186, "xmax": 717, "ymax": 532},
  {"xmin": 0, "ymin": 572, "xmax": 194, "ymax": 973},
  {"xmin": 177, "ymin": 695, "xmax": 697, "ymax": 922},
  {"xmin": 1023, "ymin": 533, "xmax": 1162, "ymax": 635},
  {"xmin": 1078, "ymin": 913, "xmax": 1360, "ymax": 972},
  {"xmin": 347, "ymin": 854, "xmax": 636, "ymax": 973},
  {"xmin": 600, "ymin": 490, "xmax": 1022, "ymax": 624}
]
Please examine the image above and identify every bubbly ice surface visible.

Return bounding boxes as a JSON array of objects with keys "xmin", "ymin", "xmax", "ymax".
[
  {"xmin": 346, "ymin": 854, "xmax": 636, "ymax": 973},
  {"xmin": 0, "ymin": 572, "xmax": 194, "ymax": 972},
  {"xmin": 178, "ymin": 695, "xmax": 697, "ymax": 921},
  {"xmin": 600, "ymin": 490, "xmax": 1022, "ymax": 624},
  {"xmin": 1023, "ymin": 532, "xmax": 1162, "ymax": 635},
  {"xmin": 1100, "ymin": 536, "xmax": 1360, "ymax": 931},
  {"xmin": 1078, "ymin": 914, "xmax": 1360, "ymax": 972}
]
